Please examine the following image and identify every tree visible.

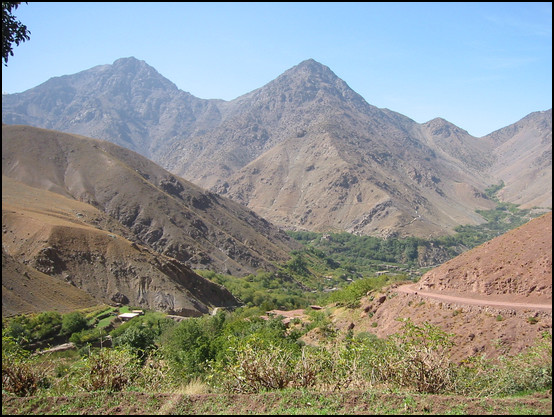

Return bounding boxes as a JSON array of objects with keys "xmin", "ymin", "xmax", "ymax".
[
  {"xmin": 2, "ymin": 2, "xmax": 31, "ymax": 66},
  {"xmin": 60, "ymin": 312, "xmax": 88, "ymax": 336},
  {"xmin": 112, "ymin": 325, "xmax": 157, "ymax": 354}
]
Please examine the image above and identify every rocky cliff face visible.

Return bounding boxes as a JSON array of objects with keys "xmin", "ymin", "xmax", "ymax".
[{"xmin": 2, "ymin": 58, "xmax": 551, "ymax": 238}]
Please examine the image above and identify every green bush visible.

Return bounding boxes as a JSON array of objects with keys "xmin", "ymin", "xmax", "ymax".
[
  {"xmin": 161, "ymin": 313, "xmax": 226, "ymax": 378},
  {"xmin": 207, "ymin": 336, "xmax": 377, "ymax": 393},
  {"xmin": 61, "ymin": 312, "xmax": 88, "ymax": 336},
  {"xmin": 209, "ymin": 341, "xmax": 299, "ymax": 393},
  {"xmin": 69, "ymin": 327, "xmax": 107, "ymax": 346},
  {"xmin": 112, "ymin": 325, "xmax": 157, "ymax": 356},
  {"xmin": 109, "ymin": 312, "xmax": 175, "ymax": 359},
  {"xmin": 455, "ymin": 332, "xmax": 552, "ymax": 396},
  {"xmin": 3, "ymin": 311, "xmax": 62, "ymax": 346},
  {"xmin": 366, "ymin": 319, "xmax": 457, "ymax": 394}
]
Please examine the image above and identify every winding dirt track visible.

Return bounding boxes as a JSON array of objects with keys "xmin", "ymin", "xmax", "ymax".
[{"xmin": 395, "ymin": 283, "xmax": 552, "ymax": 312}]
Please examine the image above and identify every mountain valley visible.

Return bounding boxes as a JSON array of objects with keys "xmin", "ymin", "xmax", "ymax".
[{"xmin": 1, "ymin": 58, "xmax": 551, "ymax": 354}]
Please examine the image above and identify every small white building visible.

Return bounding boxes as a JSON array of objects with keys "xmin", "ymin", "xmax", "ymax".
[{"xmin": 118, "ymin": 312, "xmax": 140, "ymax": 321}]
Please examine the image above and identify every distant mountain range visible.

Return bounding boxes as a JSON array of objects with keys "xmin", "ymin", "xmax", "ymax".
[{"xmin": 2, "ymin": 57, "xmax": 552, "ymax": 239}]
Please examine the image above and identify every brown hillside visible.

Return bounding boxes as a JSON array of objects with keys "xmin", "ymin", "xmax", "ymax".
[
  {"xmin": 2, "ymin": 175, "xmax": 239, "ymax": 317},
  {"xmin": 2, "ymin": 248, "xmax": 98, "ymax": 316},
  {"xmin": 309, "ymin": 213, "xmax": 552, "ymax": 361},
  {"xmin": 2, "ymin": 124, "xmax": 300, "ymax": 276},
  {"xmin": 415, "ymin": 211, "xmax": 552, "ymax": 304}
]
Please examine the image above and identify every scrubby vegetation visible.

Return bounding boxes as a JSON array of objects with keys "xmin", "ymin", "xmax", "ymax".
[{"xmin": 2, "ymin": 300, "xmax": 551, "ymax": 403}]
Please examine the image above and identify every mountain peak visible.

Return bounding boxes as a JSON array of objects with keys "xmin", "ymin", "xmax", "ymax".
[
  {"xmin": 248, "ymin": 58, "xmax": 367, "ymax": 109},
  {"xmin": 111, "ymin": 56, "xmax": 166, "ymax": 76},
  {"xmin": 295, "ymin": 58, "xmax": 325, "ymax": 69},
  {"xmin": 112, "ymin": 56, "xmax": 149, "ymax": 69},
  {"xmin": 423, "ymin": 117, "xmax": 470, "ymax": 137},
  {"xmin": 285, "ymin": 58, "xmax": 338, "ymax": 80},
  {"xmin": 101, "ymin": 56, "xmax": 180, "ymax": 93}
]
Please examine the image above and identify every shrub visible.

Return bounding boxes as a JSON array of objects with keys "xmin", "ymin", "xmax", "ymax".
[
  {"xmin": 80, "ymin": 347, "xmax": 141, "ymax": 392},
  {"xmin": 61, "ymin": 312, "xmax": 88, "ymax": 336},
  {"xmin": 208, "ymin": 337, "xmax": 375, "ymax": 393},
  {"xmin": 212, "ymin": 342, "xmax": 298, "ymax": 393},
  {"xmin": 367, "ymin": 319, "xmax": 457, "ymax": 393},
  {"xmin": 2, "ymin": 358, "xmax": 47, "ymax": 396},
  {"xmin": 311, "ymin": 338, "xmax": 374, "ymax": 392},
  {"xmin": 131, "ymin": 350, "xmax": 179, "ymax": 392},
  {"xmin": 161, "ymin": 313, "xmax": 226, "ymax": 378},
  {"xmin": 455, "ymin": 332, "xmax": 552, "ymax": 397},
  {"xmin": 1, "ymin": 332, "xmax": 47, "ymax": 396},
  {"xmin": 69, "ymin": 327, "xmax": 107, "ymax": 346},
  {"xmin": 112, "ymin": 325, "xmax": 157, "ymax": 358},
  {"xmin": 3, "ymin": 311, "xmax": 62, "ymax": 346},
  {"xmin": 323, "ymin": 275, "xmax": 393, "ymax": 308}
]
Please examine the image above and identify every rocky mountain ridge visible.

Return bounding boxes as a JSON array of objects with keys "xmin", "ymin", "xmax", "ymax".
[
  {"xmin": 2, "ymin": 57, "xmax": 551, "ymax": 238},
  {"xmin": 484, "ymin": 109, "xmax": 552, "ymax": 208}
]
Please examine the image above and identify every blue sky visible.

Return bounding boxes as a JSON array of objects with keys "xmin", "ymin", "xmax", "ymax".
[{"xmin": 2, "ymin": 2, "xmax": 552, "ymax": 137}]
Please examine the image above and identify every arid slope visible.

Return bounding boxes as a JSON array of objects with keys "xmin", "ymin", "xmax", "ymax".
[
  {"xmin": 311, "ymin": 213, "xmax": 552, "ymax": 361},
  {"xmin": 2, "ymin": 175, "xmax": 239, "ymax": 317},
  {"xmin": 2, "ymin": 124, "xmax": 300, "ymax": 276}
]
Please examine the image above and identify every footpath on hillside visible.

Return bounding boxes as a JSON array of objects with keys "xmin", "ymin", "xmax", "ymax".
[{"xmin": 395, "ymin": 284, "xmax": 552, "ymax": 312}]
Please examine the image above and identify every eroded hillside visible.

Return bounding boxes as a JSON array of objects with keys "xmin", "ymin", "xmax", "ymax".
[
  {"xmin": 2, "ymin": 175, "xmax": 239, "ymax": 316},
  {"xmin": 2, "ymin": 125, "xmax": 300, "ymax": 276}
]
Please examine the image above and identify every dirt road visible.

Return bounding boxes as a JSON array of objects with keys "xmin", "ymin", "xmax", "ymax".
[{"xmin": 395, "ymin": 283, "xmax": 552, "ymax": 312}]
